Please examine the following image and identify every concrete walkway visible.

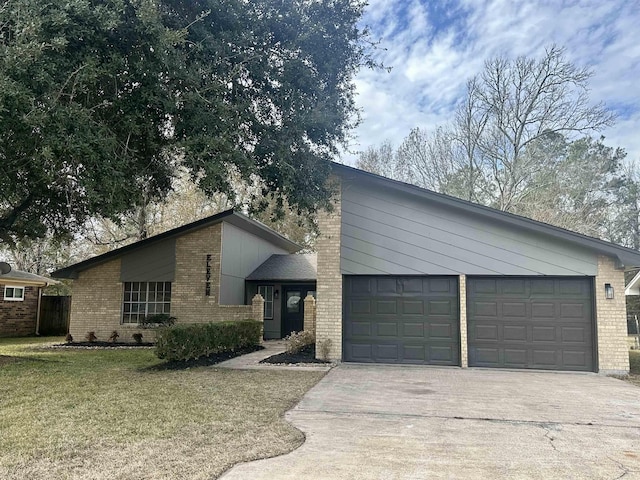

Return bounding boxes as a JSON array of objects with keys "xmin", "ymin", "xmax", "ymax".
[
  {"xmin": 217, "ymin": 340, "xmax": 332, "ymax": 372},
  {"xmin": 222, "ymin": 365, "xmax": 640, "ymax": 479}
]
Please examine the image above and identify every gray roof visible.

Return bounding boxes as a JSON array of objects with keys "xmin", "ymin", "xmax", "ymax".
[
  {"xmin": 0, "ymin": 268, "xmax": 54, "ymax": 286},
  {"xmin": 52, "ymin": 209, "xmax": 301, "ymax": 279},
  {"xmin": 332, "ymin": 162, "xmax": 640, "ymax": 268},
  {"xmin": 247, "ymin": 254, "xmax": 317, "ymax": 281}
]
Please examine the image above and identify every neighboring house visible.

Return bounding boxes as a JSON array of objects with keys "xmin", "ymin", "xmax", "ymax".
[
  {"xmin": 0, "ymin": 263, "xmax": 54, "ymax": 337},
  {"xmin": 314, "ymin": 163, "xmax": 640, "ymax": 375},
  {"xmin": 51, "ymin": 210, "xmax": 315, "ymax": 342}
]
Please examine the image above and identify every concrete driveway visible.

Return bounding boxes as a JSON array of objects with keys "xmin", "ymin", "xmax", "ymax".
[{"xmin": 222, "ymin": 365, "xmax": 640, "ymax": 479}]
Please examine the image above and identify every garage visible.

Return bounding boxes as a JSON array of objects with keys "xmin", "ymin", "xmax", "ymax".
[
  {"xmin": 467, "ymin": 277, "xmax": 595, "ymax": 371},
  {"xmin": 343, "ymin": 276, "xmax": 459, "ymax": 365}
]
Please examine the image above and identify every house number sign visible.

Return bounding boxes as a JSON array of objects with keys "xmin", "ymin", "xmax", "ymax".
[{"xmin": 205, "ymin": 254, "xmax": 212, "ymax": 296}]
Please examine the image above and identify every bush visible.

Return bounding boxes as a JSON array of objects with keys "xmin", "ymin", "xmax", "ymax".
[
  {"xmin": 65, "ymin": 333, "xmax": 73, "ymax": 343},
  {"xmin": 85, "ymin": 331, "xmax": 97, "ymax": 342},
  {"xmin": 132, "ymin": 333, "xmax": 143, "ymax": 344},
  {"xmin": 155, "ymin": 319, "xmax": 262, "ymax": 362},
  {"xmin": 139, "ymin": 313, "xmax": 177, "ymax": 329},
  {"xmin": 284, "ymin": 330, "xmax": 315, "ymax": 354},
  {"xmin": 318, "ymin": 338, "xmax": 332, "ymax": 361},
  {"xmin": 109, "ymin": 330, "xmax": 119, "ymax": 343}
]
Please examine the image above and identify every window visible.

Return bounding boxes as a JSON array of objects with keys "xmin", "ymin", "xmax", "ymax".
[
  {"xmin": 258, "ymin": 285, "xmax": 274, "ymax": 319},
  {"xmin": 122, "ymin": 282, "xmax": 171, "ymax": 324},
  {"xmin": 3, "ymin": 286, "xmax": 25, "ymax": 301}
]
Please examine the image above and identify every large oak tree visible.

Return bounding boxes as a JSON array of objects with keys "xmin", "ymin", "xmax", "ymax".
[{"xmin": 0, "ymin": 0, "xmax": 375, "ymax": 244}]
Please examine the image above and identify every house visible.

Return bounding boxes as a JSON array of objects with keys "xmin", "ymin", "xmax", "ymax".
[
  {"xmin": 314, "ymin": 163, "xmax": 640, "ymax": 374},
  {"xmin": 0, "ymin": 262, "xmax": 54, "ymax": 337},
  {"xmin": 51, "ymin": 210, "xmax": 316, "ymax": 342}
]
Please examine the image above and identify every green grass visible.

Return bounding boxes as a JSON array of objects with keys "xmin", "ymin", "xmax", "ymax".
[{"xmin": 0, "ymin": 337, "xmax": 325, "ymax": 479}]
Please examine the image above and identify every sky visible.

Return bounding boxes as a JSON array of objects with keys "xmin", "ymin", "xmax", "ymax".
[{"xmin": 340, "ymin": 0, "xmax": 640, "ymax": 164}]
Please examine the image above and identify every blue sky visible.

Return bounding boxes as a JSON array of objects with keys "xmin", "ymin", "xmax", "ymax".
[{"xmin": 341, "ymin": 0, "xmax": 640, "ymax": 163}]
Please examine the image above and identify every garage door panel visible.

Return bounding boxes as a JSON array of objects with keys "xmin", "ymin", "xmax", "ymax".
[
  {"xmin": 375, "ymin": 300, "xmax": 396, "ymax": 315},
  {"xmin": 468, "ymin": 277, "xmax": 594, "ymax": 372},
  {"xmin": 503, "ymin": 302, "xmax": 527, "ymax": 317},
  {"xmin": 531, "ymin": 326, "xmax": 556, "ymax": 342},
  {"xmin": 402, "ymin": 300, "xmax": 424, "ymax": 315},
  {"xmin": 504, "ymin": 325, "xmax": 527, "ymax": 341},
  {"xmin": 344, "ymin": 276, "xmax": 459, "ymax": 365},
  {"xmin": 403, "ymin": 322, "xmax": 425, "ymax": 338},
  {"xmin": 504, "ymin": 349, "xmax": 527, "ymax": 366}
]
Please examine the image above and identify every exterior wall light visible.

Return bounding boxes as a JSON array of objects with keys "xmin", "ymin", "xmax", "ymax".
[
  {"xmin": 605, "ymin": 283, "xmax": 614, "ymax": 300},
  {"xmin": 274, "ymin": 289, "xmax": 279, "ymax": 299}
]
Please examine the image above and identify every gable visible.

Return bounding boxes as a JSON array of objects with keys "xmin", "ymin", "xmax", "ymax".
[{"xmin": 340, "ymin": 178, "xmax": 598, "ymax": 276}]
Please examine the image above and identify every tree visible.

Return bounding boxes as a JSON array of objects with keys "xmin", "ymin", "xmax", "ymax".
[
  {"xmin": 455, "ymin": 45, "xmax": 615, "ymax": 211},
  {"xmin": 355, "ymin": 141, "xmax": 398, "ymax": 179},
  {"xmin": 1, "ymin": 0, "xmax": 377, "ymax": 245}
]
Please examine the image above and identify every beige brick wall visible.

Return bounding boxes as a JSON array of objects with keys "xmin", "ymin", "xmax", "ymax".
[
  {"xmin": 595, "ymin": 255, "xmax": 629, "ymax": 374},
  {"xmin": 316, "ymin": 177, "xmax": 343, "ymax": 361},
  {"xmin": 459, "ymin": 275, "xmax": 468, "ymax": 368},
  {"xmin": 303, "ymin": 294, "xmax": 316, "ymax": 335},
  {"xmin": 171, "ymin": 223, "xmax": 252, "ymax": 323},
  {"xmin": 69, "ymin": 222, "xmax": 255, "ymax": 343}
]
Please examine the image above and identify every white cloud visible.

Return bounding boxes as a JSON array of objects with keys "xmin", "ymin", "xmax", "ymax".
[{"xmin": 341, "ymin": 0, "xmax": 640, "ymax": 164}]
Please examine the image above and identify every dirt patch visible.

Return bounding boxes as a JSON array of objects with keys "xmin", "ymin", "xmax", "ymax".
[
  {"xmin": 0, "ymin": 355, "xmax": 19, "ymax": 366},
  {"xmin": 149, "ymin": 345, "xmax": 265, "ymax": 371},
  {"xmin": 260, "ymin": 344, "xmax": 330, "ymax": 365}
]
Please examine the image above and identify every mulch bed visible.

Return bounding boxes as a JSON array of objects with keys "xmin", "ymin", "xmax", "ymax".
[
  {"xmin": 52, "ymin": 341, "xmax": 155, "ymax": 349},
  {"xmin": 149, "ymin": 345, "xmax": 265, "ymax": 371},
  {"xmin": 260, "ymin": 344, "xmax": 330, "ymax": 365}
]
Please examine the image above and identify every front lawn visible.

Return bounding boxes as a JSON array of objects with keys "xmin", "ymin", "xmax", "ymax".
[{"xmin": 0, "ymin": 337, "xmax": 325, "ymax": 479}]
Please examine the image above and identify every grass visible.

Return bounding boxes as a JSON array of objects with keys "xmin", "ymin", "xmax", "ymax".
[{"xmin": 0, "ymin": 336, "xmax": 325, "ymax": 479}]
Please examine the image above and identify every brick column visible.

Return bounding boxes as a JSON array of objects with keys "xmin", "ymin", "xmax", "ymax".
[
  {"xmin": 459, "ymin": 274, "xmax": 468, "ymax": 368},
  {"xmin": 252, "ymin": 294, "xmax": 265, "ymax": 342},
  {"xmin": 316, "ymin": 176, "xmax": 342, "ymax": 361},
  {"xmin": 303, "ymin": 294, "xmax": 316, "ymax": 336},
  {"xmin": 595, "ymin": 255, "xmax": 629, "ymax": 375}
]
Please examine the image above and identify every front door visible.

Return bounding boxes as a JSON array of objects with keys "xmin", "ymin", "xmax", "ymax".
[{"xmin": 282, "ymin": 285, "xmax": 315, "ymax": 337}]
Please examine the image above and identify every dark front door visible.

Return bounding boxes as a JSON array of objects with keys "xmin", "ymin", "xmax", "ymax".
[
  {"xmin": 467, "ymin": 277, "xmax": 595, "ymax": 371},
  {"xmin": 282, "ymin": 285, "xmax": 316, "ymax": 337}
]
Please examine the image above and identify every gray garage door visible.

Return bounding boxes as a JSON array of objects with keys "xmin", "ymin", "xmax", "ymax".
[
  {"xmin": 467, "ymin": 277, "xmax": 595, "ymax": 371},
  {"xmin": 343, "ymin": 276, "xmax": 459, "ymax": 365}
]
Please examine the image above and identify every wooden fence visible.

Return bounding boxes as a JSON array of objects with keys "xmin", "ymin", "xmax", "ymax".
[{"xmin": 39, "ymin": 296, "xmax": 71, "ymax": 335}]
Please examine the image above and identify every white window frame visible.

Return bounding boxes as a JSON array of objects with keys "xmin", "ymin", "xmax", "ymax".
[
  {"xmin": 258, "ymin": 285, "xmax": 274, "ymax": 319},
  {"xmin": 3, "ymin": 286, "xmax": 25, "ymax": 301},
  {"xmin": 122, "ymin": 282, "xmax": 172, "ymax": 324}
]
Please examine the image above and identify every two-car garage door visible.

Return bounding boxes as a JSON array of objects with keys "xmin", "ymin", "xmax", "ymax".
[
  {"xmin": 467, "ymin": 277, "xmax": 595, "ymax": 371},
  {"xmin": 343, "ymin": 275, "xmax": 595, "ymax": 371}
]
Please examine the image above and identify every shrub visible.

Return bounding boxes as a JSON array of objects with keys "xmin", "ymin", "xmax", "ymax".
[
  {"xmin": 155, "ymin": 319, "xmax": 262, "ymax": 362},
  {"xmin": 318, "ymin": 338, "xmax": 332, "ymax": 361},
  {"xmin": 284, "ymin": 330, "xmax": 315, "ymax": 355},
  {"xmin": 65, "ymin": 333, "xmax": 73, "ymax": 343},
  {"xmin": 85, "ymin": 331, "xmax": 97, "ymax": 342},
  {"xmin": 139, "ymin": 313, "xmax": 177, "ymax": 329},
  {"xmin": 132, "ymin": 333, "xmax": 143, "ymax": 344},
  {"xmin": 109, "ymin": 331, "xmax": 119, "ymax": 343}
]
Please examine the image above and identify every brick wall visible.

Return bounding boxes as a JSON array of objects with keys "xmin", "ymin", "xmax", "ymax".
[
  {"xmin": 315, "ymin": 177, "xmax": 343, "ymax": 360},
  {"xmin": 595, "ymin": 255, "xmax": 629, "ymax": 374},
  {"xmin": 68, "ymin": 222, "xmax": 255, "ymax": 343},
  {"xmin": 459, "ymin": 275, "xmax": 468, "ymax": 368},
  {"xmin": 0, "ymin": 285, "xmax": 38, "ymax": 337}
]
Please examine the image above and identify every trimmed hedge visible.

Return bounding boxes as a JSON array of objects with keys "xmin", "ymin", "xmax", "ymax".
[{"xmin": 155, "ymin": 320, "xmax": 262, "ymax": 362}]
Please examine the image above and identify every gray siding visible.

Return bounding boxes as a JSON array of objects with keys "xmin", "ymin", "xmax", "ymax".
[
  {"xmin": 120, "ymin": 238, "xmax": 176, "ymax": 282},
  {"xmin": 220, "ymin": 223, "xmax": 288, "ymax": 304},
  {"xmin": 341, "ymin": 180, "xmax": 598, "ymax": 276}
]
